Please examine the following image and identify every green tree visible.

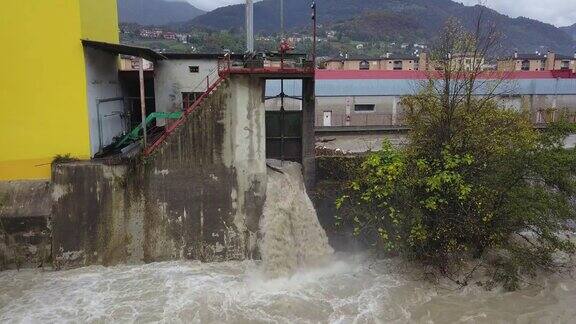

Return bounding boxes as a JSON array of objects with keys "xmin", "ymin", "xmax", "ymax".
[{"xmin": 338, "ymin": 17, "xmax": 576, "ymax": 290}]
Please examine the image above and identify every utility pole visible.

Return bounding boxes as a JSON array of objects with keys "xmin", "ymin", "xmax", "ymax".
[
  {"xmin": 280, "ymin": 0, "xmax": 284, "ymax": 38},
  {"xmin": 311, "ymin": 1, "xmax": 317, "ymax": 66},
  {"xmin": 138, "ymin": 56, "xmax": 147, "ymax": 147},
  {"xmin": 246, "ymin": 0, "xmax": 254, "ymax": 52}
]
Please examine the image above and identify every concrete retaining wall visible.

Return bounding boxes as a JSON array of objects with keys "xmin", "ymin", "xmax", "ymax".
[
  {"xmin": 51, "ymin": 75, "xmax": 268, "ymax": 268},
  {"xmin": 0, "ymin": 181, "xmax": 52, "ymax": 269}
]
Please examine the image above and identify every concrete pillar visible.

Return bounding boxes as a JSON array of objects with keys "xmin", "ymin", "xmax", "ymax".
[{"xmin": 302, "ymin": 77, "xmax": 316, "ymax": 190}]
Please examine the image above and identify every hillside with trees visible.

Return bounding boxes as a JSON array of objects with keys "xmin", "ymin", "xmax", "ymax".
[
  {"xmin": 561, "ymin": 24, "xmax": 576, "ymax": 41},
  {"xmin": 186, "ymin": 0, "xmax": 575, "ymax": 55},
  {"xmin": 118, "ymin": 0, "xmax": 205, "ymax": 25}
]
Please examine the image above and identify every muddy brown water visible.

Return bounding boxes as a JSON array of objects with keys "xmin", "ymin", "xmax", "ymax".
[
  {"xmin": 0, "ymin": 254, "xmax": 575, "ymax": 323},
  {"xmin": 1, "ymin": 161, "xmax": 574, "ymax": 323}
]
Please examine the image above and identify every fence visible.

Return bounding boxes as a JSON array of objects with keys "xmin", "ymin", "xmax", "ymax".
[{"xmin": 317, "ymin": 113, "xmax": 407, "ymax": 127}]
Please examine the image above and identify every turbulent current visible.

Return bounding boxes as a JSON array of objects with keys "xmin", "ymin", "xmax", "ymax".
[
  {"xmin": 259, "ymin": 160, "xmax": 333, "ymax": 277},
  {"xmin": 1, "ymin": 161, "xmax": 575, "ymax": 323},
  {"xmin": 1, "ymin": 255, "xmax": 575, "ymax": 323}
]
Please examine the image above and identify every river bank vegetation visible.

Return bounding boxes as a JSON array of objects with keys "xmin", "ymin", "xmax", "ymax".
[{"xmin": 336, "ymin": 18, "xmax": 576, "ymax": 291}]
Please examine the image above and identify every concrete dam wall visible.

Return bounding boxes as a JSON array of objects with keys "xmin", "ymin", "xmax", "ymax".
[{"xmin": 50, "ymin": 75, "xmax": 268, "ymax": 268}]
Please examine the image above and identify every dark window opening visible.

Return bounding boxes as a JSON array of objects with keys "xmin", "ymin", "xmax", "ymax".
[
  {"xmin": 359, "ymin": 60, "xmax": 370, "ymax": 70},
  {"xmin": 393, "ymin": 60, "xmax": 403, "ymax": 70},
  {"xmin": 354, "ymin": 104, "xmax": 375, "ymax": 112},
  {"xmin": 561, "ymin": 61, "xmax": 570, "ymax": 70},
  {"xmin": 521, "ymin": 60, "xmax": 530, "ymax": 71},
  {"xmin": 182, "ymin": 92, "xmax": 205, "ymax": 110},
  {"xmin": 189, "ymin": 66, "xmax": 199, "ymax": 73}
]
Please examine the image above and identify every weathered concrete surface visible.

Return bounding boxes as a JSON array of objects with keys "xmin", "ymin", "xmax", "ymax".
[
  {"xmin": 142, "ymin": 75, "xmax": 266, "ymax": 262},
  {"xmin": 51, "ymin": 162, "xmax": 136, "ymax": 269},
  {"xmin": 153, "ymin": 58, "xmax": 219, "ymax": 126},
  {"xmin": 0, "ymin": 180, "xmax": 51, "ymax": 269},
  {"xmin": 0, "ymin": 181, "xmax": 51, "ymax": 218},
  {"xmin": 52, "ymin": 75, "xmax": 267, "ymax": 267}
]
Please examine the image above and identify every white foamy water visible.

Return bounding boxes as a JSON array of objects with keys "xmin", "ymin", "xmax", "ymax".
[
  {"xmin": 259, "ymin": 160, "xmax": 333, "ymax": 277},
  {"xmin": 1, "ymin": 254, "xmax": 575, "ymax": 323}
]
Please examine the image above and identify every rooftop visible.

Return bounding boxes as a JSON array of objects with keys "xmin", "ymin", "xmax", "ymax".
[{"xmin": 501, "ymin": 53, "xmax": 576, "ymax": 61}]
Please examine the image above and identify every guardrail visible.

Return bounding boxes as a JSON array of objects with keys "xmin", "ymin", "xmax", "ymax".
[
  {"xmin": 217, "ymin": 56, "xmax": 315, "ymax": 76},
  {"xmin": 144, "ymin": 75, "xmax": 227, "ymax": 156}
]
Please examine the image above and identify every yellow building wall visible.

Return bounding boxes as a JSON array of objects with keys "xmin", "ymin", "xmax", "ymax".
[
  {"xmin": 0, "ymin": 1, "xmax": 119, "ymax": 181},
  {"xmin": 79, "ymin": 0, "xmax": 120, "ymax": 43}
]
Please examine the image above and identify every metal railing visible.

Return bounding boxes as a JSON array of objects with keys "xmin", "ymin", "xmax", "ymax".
[{"xmin": 218, "ymin": 55, "xmax": 315, "ymax": 76}]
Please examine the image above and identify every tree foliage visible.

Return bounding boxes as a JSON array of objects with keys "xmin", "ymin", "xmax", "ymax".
[{"xmin": 338, "ymin": 19, "xmax": 576, "ymax": 290}]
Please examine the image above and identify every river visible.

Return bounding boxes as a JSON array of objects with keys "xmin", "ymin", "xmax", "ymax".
[
  {"xmin": 0, "ymin": 253, "xmax": 575, "ymax": 323},
  {"xmin": 1, "ymin": 161, "xmax": 575, "ymax": 323}
]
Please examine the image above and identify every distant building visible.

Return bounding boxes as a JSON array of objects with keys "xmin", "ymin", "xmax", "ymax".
[
  {"xmin": 139, "ymin": 28, "xmax": 163, "ymax": 39},
  {"xmin": 323, "ymin": 52, "xmax": 496, "ymax": 72},
  {"xmin": 313, "ymin": 70, "xmax": 576, "ymax": 128},
  {"xmin": 323, "ymin": 54, "xmax": 420, "ymax": 71},
  {"xmin": 162, "ymin": 32, "xmax": 177, "ymax": 40},
  {"xmin": 497, "ymin": 51, "xmax": 576, "ymax": 72}
]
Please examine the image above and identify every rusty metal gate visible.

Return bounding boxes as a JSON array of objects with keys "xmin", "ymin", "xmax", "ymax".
[{"xmin": 265, "ymin": 111, "xmax": 302, "ymax": 162}]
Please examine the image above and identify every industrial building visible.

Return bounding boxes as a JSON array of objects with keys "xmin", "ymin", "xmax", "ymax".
[{"xmin": 0, "ymin": 0, "xmax": 121, "ymax": 180}]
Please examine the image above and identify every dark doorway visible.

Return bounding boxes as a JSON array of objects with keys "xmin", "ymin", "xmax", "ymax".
[
  {"xmin": 119, "ymin": 70, "xmax": 156, "ymax": 130},
  {"xmin": 265, "ymin": 111, "xmax": 303, "ymax": 162}
]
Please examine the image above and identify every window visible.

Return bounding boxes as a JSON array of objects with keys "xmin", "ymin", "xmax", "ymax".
[
  {"xmin": 354, "ymin": 104, "xmax": 375, "ymax": 112},
  {"xmin": 189, "ymin": 66, "xmax": 200, "ymax": 73},
  {"xmin": 393, "ymin": 60, "xmax": 403, "ymax": 70},
  {"xmin": 182, "ymin": 92, "xmax": 204, "ymax": 110},
  {"xmin": 561, "ymin": 60, "xmax": 570, "ymax": 70},
  {"xmin": 359, "ymin": 60, "xmax": 370, "ymax": 70},
  {"xmin": 521, "ymin": 60, "xmax": 530, "ymax": 71}
]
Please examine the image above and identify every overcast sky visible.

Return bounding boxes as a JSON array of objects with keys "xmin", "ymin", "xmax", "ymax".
[{"xmin": 183, "ymin": 0, "xmax": 575, "ymax": 27}]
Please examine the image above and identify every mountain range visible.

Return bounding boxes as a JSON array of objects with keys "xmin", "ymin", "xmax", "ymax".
[
  {"xmin": 561, "ymin": 24, "xmax": 576, "ymax": 41},
  {"xmin": 118, "ymin": 0, "xmax": 205, "ymax": 25},
  {"xmin": 118, "ymin": 0, "xmax": 575, "ymax": 55}
]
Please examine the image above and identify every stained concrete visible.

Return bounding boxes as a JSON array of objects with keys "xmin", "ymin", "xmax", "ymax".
[
  {"xmin": 142, "ymin": 75, "xmax": 267, "ymax": 262},
  {"xmin": 0, "ymin": 181, "xmax": 51, "ymax": 219},
  {"xmin": 0, "ymin": 180, "xmax": 52, "ymax": 269},
  {"xmin": 51, "ymin": 75, "xmax": 268, "ymax": 267},
  {"xmin": 51, "ymin": 162, "xmax": 134, "ymax": 268}
]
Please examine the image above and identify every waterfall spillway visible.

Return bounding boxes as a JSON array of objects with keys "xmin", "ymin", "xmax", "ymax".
[{"xmin": 259, "ymin": 160, "xmax": 334, "ymax": 277}]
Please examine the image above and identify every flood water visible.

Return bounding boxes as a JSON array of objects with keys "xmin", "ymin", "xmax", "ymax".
[
  {"xmin": 0, "ymin": 254, "xmax": 575, "ymax": 323},
  {"xmin": 2, "ymin": 161, "xmax": 574, "ymax": 323}
]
